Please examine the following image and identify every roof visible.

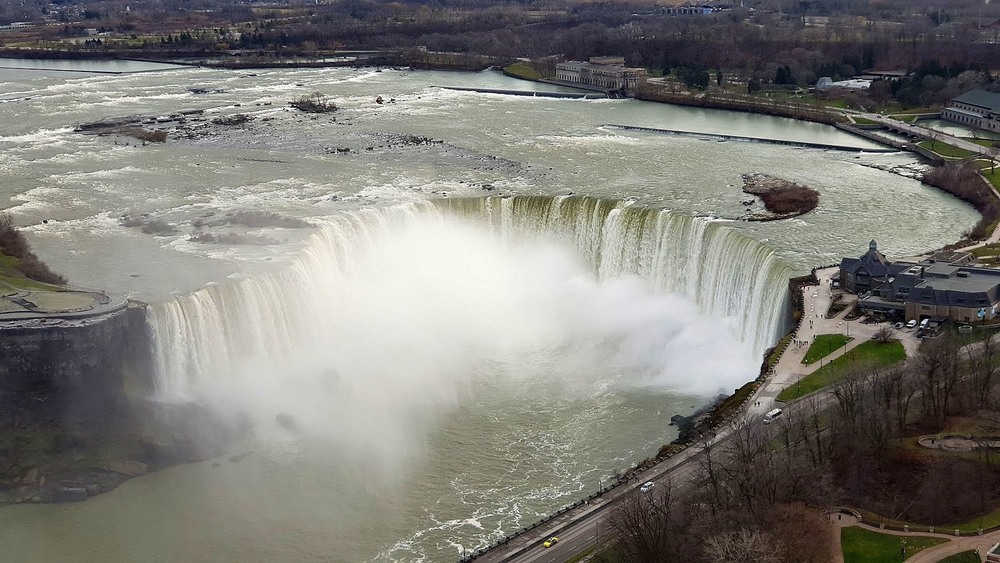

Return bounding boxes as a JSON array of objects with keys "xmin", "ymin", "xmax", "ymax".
[
  {"xmin": 952, "ymin": 89, "xmax": 1000, "ymax": 113},
  {"xmin": 907, "ymin": 267, "xmax": 1000, "ymax": 307},
  {"xmin": 841, "ymin": 240, "xmax": 892, "ymax": 277}
]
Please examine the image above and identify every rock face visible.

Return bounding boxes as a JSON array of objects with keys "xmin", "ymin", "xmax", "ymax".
[{"xmin": 0, "ymin": 303, "xmax": 152, "ymax": 422}]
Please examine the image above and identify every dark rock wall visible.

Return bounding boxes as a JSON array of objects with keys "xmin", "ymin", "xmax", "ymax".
[{"xmin": 0, "ymin": 303, "xmax": 153, "ymax": 424}]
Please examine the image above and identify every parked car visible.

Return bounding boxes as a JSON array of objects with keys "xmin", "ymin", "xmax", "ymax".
[
  {"xmin": 640, "ymin": 481, "xmax": 655, "ymax": 493},
  {"xmin": 893, "ymin": 322, "xmax": 904, "ymax": 329},
  {"xmin": 763, "ymin": 408, "xmax": 783, "ymax": 424},
  {"xmin": 543, "ymin": 537, "xmax": 559, "ymax": 548},
  {"xmin": 906, "ymin": 320, "xmax": 917, "ymax": 329}
]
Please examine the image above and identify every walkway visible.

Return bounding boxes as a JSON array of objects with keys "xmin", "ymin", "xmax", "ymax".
[{"xmin": 749, "ymin": 267, "xmax": 920, "ymax": 417}]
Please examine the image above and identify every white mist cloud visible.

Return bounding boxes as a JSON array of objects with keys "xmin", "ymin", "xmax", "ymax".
[{"xmin": 172, "ymin": 213, "xmax": 756, "ymax": 464}]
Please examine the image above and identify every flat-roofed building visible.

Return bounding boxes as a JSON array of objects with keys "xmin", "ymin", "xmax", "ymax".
[
  {"xmin": 841, "ymin": 241, "xmax": 1000, "ymax": 322},
  {"xmin": 942, "ymin": 89, "xmax": 1000, "ymax": 133}
]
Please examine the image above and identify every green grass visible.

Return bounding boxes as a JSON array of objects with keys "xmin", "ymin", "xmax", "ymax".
[
  {"xmin": 821, "ymin": 98, "xmax": 849, "ymax": 109},
  {"xmin": 937, "ymin": 550, "xmax": 982, "ymax": 563},
  {"xmin": 966, "ymin": 138, "xmax": 1000, "ymax": 148},
  {"xmin": 918, "ymin": 140, "xmax": 976, "ymax": 159},
  {"xmin": 841, "ymin": 527, "xmax": 947, "ymax": 563},
  {"xmin": 981, "ymin": 166, "xmax": 1000, "ymax": 192},
  {"xmin": 778, "ymin": 340, "xmax": 906, "ymax": 401},
  {"xmin": 503, "ymin": 61, "xmax": 543, "ymax": 81},
  {"xmin": 802, "ymin": 334, "xmax": 853, "ymax": 365},
  {"xmin": 0, "ymin": 255, "xmax": 64, "ymax": 292},
  {"xmin": 853, "ymin": 117, "xmax": 878, "ymax": 125}
]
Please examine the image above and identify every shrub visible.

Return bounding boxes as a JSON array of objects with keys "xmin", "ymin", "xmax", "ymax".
[
  {"xmin": 289, "ymin": 92, "xmax": 338, "ymax": 113},
  {"xmin": 0, "ymin": 213, "xmax": 67, "ymax": 285}
]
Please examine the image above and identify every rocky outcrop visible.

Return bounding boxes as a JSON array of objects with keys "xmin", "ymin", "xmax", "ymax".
[{"xmin": 740, "ymin": 173, "xmax": 820, "ymax": 221}]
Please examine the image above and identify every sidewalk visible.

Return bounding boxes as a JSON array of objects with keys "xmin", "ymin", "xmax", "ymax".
[{"xmin": 749, "ymin": 267, "xmax": 920, "ymax": 417}]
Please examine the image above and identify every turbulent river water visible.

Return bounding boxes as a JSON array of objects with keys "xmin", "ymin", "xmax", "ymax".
[{"xmin": 0, "ymin": 59, "xmax": 979, "ymax": 562}]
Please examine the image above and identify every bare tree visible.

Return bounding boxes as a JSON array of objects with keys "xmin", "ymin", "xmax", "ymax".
[
  {"xmin": 873, "ymin": 325, "xmax": 895, "ymax": 343},
  {"xmin": 608, "ymin": 480, "xmax": 695, "ymax": 563},
  {"xmin": 968, "ymin": 333, "xmax": 1000, "ymax": 408},
  {"xmin": 704, "ymin": 528, "xmax": 784, "ymax": 563}
]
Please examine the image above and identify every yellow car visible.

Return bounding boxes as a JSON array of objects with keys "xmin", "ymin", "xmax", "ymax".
[{"xmin": 543, "ymin": 536, "xmax": 559, "ymax": 548}]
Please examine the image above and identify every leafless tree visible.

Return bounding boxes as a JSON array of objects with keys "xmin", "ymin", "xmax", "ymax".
[
  {"xmin": 608, "ymin": 480, "xmax": 696, "ymax": 563},
  {"xmin": 968, "ymin": 333, "xmax": 1000, "ymax": 409},
  {"xmin": 704, "ymin": 528, "xmax": 784, "ymax": 563},
  {"xmin": 873, "ymin": 325, "xmax": 894, "ymax": 344}
]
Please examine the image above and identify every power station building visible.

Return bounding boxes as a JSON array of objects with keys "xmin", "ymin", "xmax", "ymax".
[
  {"xmin": 941, "ymin": 89, "xmax": 1000, "ymax": 133},
  {"xmin": 554, "ymin": 57, "xmax": 647, "ymax": 91},
  {"xmin": 840, "ymin": 240, "xmax": 1000, "ymax": 323}
]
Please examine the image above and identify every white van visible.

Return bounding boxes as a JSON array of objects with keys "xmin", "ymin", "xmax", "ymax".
[
  {"xmin": 763, "ymin": 408, "xmax": 783, "ymax": 424},
  {"xmin": 919, "ymin": 318, "xmax": 930, "ymax": 330}
]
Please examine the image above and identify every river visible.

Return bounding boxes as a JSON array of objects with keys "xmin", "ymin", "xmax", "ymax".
[{"xmin": 0, "ymin": 59, "xmax": 979, "ymax": 562}]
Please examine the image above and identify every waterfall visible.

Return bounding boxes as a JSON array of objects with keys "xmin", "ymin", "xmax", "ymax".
[
  {"xmin": 147, "ymin": 196, "xmax": 792, "ymax": 397},
  {"xmin": 437, "ymin": 196, "xmax": 793, "ymax": 356}
]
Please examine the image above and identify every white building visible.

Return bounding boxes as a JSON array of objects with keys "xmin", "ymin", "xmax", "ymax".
[
  {"xmin": 555, "ymin": 57, "xmax": 647, "ymax": 91},
  {"xmin": 942, "ymin": 89, "xmax": 1000, "ymax": 133}
]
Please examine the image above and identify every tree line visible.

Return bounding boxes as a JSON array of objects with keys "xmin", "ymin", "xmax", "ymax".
[{"xmin": 601, "ymin": 331, "xmax": 1000, "ymax": 562}]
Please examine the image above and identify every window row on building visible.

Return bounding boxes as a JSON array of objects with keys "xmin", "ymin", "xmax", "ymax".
[{"xmin": 554, "ymin": 57, "xmax": 648, "ymax": 91}]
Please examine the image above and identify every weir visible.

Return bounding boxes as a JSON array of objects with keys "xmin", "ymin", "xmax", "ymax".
[
  {"xmin": 436, "ymin": 86, "xmax": 607, "ymax": 99},
  {"xmin": 147, "ymin": 196, "xmax": 792, "ymax": 393},
  {"xmin": 604, "ymin": 123, "xmax": 898, "ymax": 152}
]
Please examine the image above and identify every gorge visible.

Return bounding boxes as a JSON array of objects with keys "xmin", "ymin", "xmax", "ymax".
[{"xmin": 0, "ymin": 60, "xmax": 980, "ymax": 561}]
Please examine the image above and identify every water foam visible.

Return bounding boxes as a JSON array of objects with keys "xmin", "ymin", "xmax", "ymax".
[{"xmin": 148, "ymin": 197, "xmax": 790, "ymax": 460}]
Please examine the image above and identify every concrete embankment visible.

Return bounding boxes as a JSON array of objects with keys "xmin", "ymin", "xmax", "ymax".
[
  {"xmin": 436, "ymin": 85, "xmax": 607, "ymax": 99},
  {"xmin": 605, "ymin": 124, "xmax": 897, "ymax": 152}
]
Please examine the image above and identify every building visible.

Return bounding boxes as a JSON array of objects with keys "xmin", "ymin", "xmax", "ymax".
[
  {"xmin": 840, "ymin": 241, "xmax": 1000, "ymax": 323},
  {"xmin": 941, "ymin": 89, "xmax": 1000, "ymax": 133},
  {"xmin": 555, "ymin": 57, "xmax": 647, "ymax": 91},
  {"xmin": 815, "ymin": 77, "xmax": 871, "ymax": 91}
]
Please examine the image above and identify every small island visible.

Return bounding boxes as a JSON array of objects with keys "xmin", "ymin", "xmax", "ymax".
[{"xmin": 740, "ymin": 172, "xmax": 820, "ymax": 221}]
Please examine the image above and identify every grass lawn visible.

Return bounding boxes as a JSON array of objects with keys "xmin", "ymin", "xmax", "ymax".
[
  {"xmin": 966, "ymin": 138, "xmax": 1000, "ymax": 148},
  {"xmin": 937, "ymin": 550, "xmax": 982, "ymax": 563},
  {"xmin": 802, "ymin": 334, "xmax": 852, "ymax": 365},
  {"xmin": 778, "ymin": 340, "xmax": 906, "ymax": 401},
  {"xmin": 918, "ymin": 140, "xmax": 976, "ymax": 159},
  {"xmin": 981, "ymin": 166, "xmax": 1000, "ymax": 192},
  {"xmin": 841, "ymin": 527, "xmax": 947, "ymax": 563},
  {"xmin": 503, "ymin": 61, "xmax": 543, "ymax": 81},
  {"xmin": 853, "ymin": 117, "xmax": 878, "ymax": 125}
]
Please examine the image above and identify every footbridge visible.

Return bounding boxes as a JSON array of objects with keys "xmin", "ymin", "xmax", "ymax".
[{"xmin": 604, "ymin": 124, "xmax": 898, "ymax": 152}]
